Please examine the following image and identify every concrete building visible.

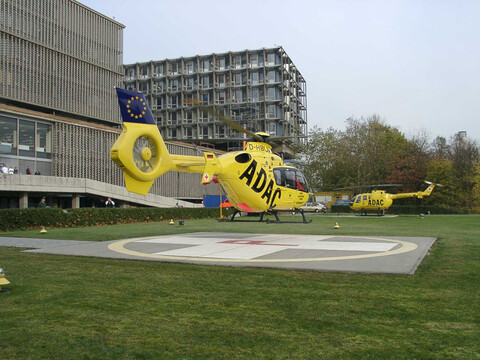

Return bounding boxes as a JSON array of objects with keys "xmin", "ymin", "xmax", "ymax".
[
  {"xmin": 123, "ymin": 47, "xmax": 307, "ymax": 151},
  {"xmin": 0, "ymin": 0, "xmax": 218, "ymax": 209}
]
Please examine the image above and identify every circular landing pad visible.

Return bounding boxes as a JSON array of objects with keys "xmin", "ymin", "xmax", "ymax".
[{"xmin": 7, "ymin": 233, "xmax": 435, "ymax": 274}]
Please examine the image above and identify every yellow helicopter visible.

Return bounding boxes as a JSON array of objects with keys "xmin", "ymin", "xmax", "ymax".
[
  {"xmin": 347, "ymin": 181, "xmax": 441, "ymax": 216},
  {"xmin": 110, "ymin": 87, "xmax": 311, "ymax": 223}
]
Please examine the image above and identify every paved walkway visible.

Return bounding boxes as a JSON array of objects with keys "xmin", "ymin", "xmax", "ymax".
[{"xmin": 0, "ymin": 233, "xmax": 436, "ymax": 274}]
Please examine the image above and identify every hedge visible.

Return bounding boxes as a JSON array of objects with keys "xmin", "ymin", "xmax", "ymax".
[{"xmin": 0, "ymin": 207, "xmax": 234, "ymax": 232}]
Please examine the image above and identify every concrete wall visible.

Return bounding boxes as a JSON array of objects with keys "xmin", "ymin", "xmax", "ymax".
[{"xmin": 0, "ymin": 174, "xmax": 202, "ymax": 209}]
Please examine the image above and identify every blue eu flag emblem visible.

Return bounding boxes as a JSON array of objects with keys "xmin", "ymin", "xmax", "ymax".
[{"xmin": 116, "ymin": 87, "xmax": 156, "ymax": 125}]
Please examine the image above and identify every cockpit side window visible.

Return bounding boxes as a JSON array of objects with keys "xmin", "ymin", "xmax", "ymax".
[
  {"xmin": 295, "ymin": 170, "xmax": 308, "ymax": 192},
  {"xmin": 356, "ymin": 195, "xmax": 361, "ymax": 203},
  {"xmin": 272, "ymin": 167, "xmax": 309, "ymax": 192},
  {"xmin": 273, "ymin": 169, "xmax": 282, "ymax": 186},
  {"xmin": 363, "ymin": 195, "xmax": 367, "ymax": 201},
  {"xmin": 285, "ymin": 169, "xmax": 296, "ymax": 188}
]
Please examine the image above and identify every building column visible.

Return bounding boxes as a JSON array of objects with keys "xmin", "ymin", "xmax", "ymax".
[
  {"xmin": 19, "ymin": 192, "xmax": 28, "ymax": 209},
  {"xmin": 72, "ymin": 194, "xmax": 80, "ymax": 209}
]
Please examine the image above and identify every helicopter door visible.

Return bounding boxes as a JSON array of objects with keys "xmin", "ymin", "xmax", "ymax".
[{"xmin": 273, "ymin": 167, "xmax": 309, "ymax": 208}]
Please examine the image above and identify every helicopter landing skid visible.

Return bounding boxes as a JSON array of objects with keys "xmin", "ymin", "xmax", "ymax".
[{"xmin": 218, "ymin": 210, "xmax": 312, "ymax": 224}]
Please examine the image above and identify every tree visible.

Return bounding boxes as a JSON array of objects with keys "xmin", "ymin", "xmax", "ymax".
[
  {"xmin": 449, "ymin": 134, "xmax": 480, "ymax": 212},
  {"xmin": 387, "ymin": 132, "xmax": 431, "ymax": 191},
  {"xmin": 424, "ymin": 158, "xmax": 456, "ymax": 208},
  {"xmin": 431, "ymin": 136, "xmax": 449, "ymax": 160},
  {"xmin": 471, "ymin": 164, "xmax": 480, "ymax": 213},
  {"xmin": 298, "ymin": 126, "xmax": 351, "ymax": 191},
  {"xmin": 298, "ymin": 115, "xmax": 408, "ymax": 191}
]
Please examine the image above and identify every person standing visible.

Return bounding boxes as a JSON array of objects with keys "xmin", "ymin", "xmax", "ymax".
[
  {"xmin": 38, "ymin": 197, "xmax": 47, "ymax": 208},
  {"xmin": 105, "ymin": 197, "xmax": 115, "ymax": 208},
  {"xmin": 26, "ymin": 166, "xmax": 32, "ymax": 175}
]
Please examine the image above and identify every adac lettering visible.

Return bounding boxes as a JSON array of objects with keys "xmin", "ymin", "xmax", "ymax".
[
  {"xmin": 239, "ymin": 160, "xmax": 281, "ymax": 207},
  {"xmin": 368, "ymin": 199, "xmax": 384, "ymax": 206}
]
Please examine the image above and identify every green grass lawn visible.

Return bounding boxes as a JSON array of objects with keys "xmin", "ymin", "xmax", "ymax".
[{"xmin": 0, "ymin": 215, "xmax": 479, "ymax": 359}]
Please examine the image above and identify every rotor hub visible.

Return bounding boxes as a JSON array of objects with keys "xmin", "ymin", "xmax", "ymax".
[{"xmin": 141, "ymin": 147, "xmax": 152, "ymax": 161}]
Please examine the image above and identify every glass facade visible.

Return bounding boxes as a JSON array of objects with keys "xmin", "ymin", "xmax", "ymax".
[
  {"xmin": 0, "ymin": 0, "xmax": 125, "ymax": 124},
  {"xmin": 124, "ymin": 47, "xmax": 307, "ymax": 150},
  {"xmin": 0, "ymin": 114, "xmax": 53, "ymax": 174}
]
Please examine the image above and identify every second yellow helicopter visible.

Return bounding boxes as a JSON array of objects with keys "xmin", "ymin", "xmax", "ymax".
[{"xmin": 348, "ymin": 181, "xmax": 440, "ymax": 216}]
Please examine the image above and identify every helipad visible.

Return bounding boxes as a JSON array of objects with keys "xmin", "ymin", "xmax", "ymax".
[{"xmin": 3, "ymin": 232, "xmax": 436, "ymax": 274}]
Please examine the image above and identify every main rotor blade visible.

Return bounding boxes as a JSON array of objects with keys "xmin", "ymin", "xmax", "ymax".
[
  {"xmin": 425, "ymin": 180, "xmax": 444, "ymax": 187},
  {"xmin": 334, "ymin": 184, "xmax": 403, "ymax": 190},
  {"xmin": 197, "ymin": 105, "xmax": 263, "ymax": 142}
]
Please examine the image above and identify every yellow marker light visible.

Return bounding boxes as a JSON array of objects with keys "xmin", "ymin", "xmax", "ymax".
[{"xmin": 0, "ymin": 268, "xmax": 10, "ymax": 292}]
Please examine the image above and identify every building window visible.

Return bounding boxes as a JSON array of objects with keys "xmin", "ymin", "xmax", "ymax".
[
  {"xmin": 167, "ymin": 128, "xmax": 178, "ymax": 138},
  {"xmin": 200, "ymin": 125, "xmax": 211, "ymax": 139},
  {"xmin": 250, "ymin": 87, "xmax": 263, "ymax": 102},
  {"xmin": 201, "ymin": 93, "xmax": 210, "ymax": 105},
  {"xmin": 184, "ymin": 77, "xmax": 195, "ymax": 91},
  {"xmin": 168, "ymin": 95, "xmax": 180, "ymax": 108},
  {"xmin": 183, "ymin": 126, "xmax": 197, "ymax": 139},
  {"xmin": 18, "ymin": 120, "xmax": 35, "ymax": 157},
  {"xmin": 154, "ymin": 96, "xmax": 165, "ymax": 110},
  {"xmin": 0, "ymin": 116, "xmax": 17, "ymax": 155},
  {"xmin": 250, "ymin": 54, "xmax": 258, "ymax": 67},
  {"xmin": 250, "ymin": 71, "xmax": 259, "ymax": 85},
  {"xmin": 140, "ymin": 66, "xmax": 149, "ymax": 77},
  {"xmin": 154, "ymin": 80, "xmax": 165, "ymax": 93},
  {"xmin": 216, "ymin": 90, "xmax": 226, "ymax": 104},
  {"xmin": 154, "ymin": 63, "xmax": 164, "ymax": 76},
  {"xmin": 199, "ymin": 110, "xmax": 209, "ymax": 122},
  {"xmin": 183, "ymin": 111, "xmax": 195, "ymax": 123},
  {"xmin": 199, "ymin": 75, "xmax": 210, "ymax": 89},
  {"xmin": 233, "ymin": 55, "xmax": 242, "ymax": 69},
  {"xmin": 267, "ymin": 52, "xmax": 279, "ymax": 66},
  {"xmin": 126, "ymin": 67, "xmax": 136, "ymax": 79},
  {"xmin": 36, "ymin": 123, "xmax": 52, "ymax": 159},
  {"xmin": 216, "ymin": 57, "xmax": 225, "ymax": 70},
  {"xmin": 138, "ymin": 81, "xmax": 150, "ymax": 94},
  {"xmin": 267, "ymin": 87, "xmax": 281, "ymax": 100},
  {"xmin": 267, "ymin": 70, "xmax": 280, "ymax": 83},
  {"xmin": 201, "ymin": 59, "xmax": 210, "ymax": 72},
  {"xmin": 216, "ymin": 73, "xmax": 225, "ymax": 87},
  {"xmin": 168, "ymin": 111, "xmax": 179, "ymax": 125},
  {"xmin": 168, "ymin": 62, "xmax": 179, "ymax": 75},
  {"xmin": 184, "ymin": 61, "xmax": 195, "ymax": 73},
  {"xmin": 215, "ymin": 124, "xmax": 226, "ymax": 138},
  {"xmin": 267, "ymin": 104, "xmax": 281, "ymax": 118}
]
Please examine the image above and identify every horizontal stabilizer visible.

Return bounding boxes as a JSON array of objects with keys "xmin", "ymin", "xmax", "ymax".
[{"xmin": 124, "ymin": 172, "xmax": 155, "ymax": 196}]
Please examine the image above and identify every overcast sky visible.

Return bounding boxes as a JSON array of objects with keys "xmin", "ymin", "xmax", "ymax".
[{"xmin": 80, "ymin": 0, "xmax": 480, "ymax": 142}]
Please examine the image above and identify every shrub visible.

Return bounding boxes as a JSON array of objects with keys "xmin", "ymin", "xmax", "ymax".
[{"xmin": 0, "ymin": 207, "xmax": 234, "ymax": 232}]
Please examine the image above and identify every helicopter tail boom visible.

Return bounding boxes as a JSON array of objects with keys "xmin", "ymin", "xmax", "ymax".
[{"xmin": 389, "ymin": 181, "xmax": 437, "ymax": 200}]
